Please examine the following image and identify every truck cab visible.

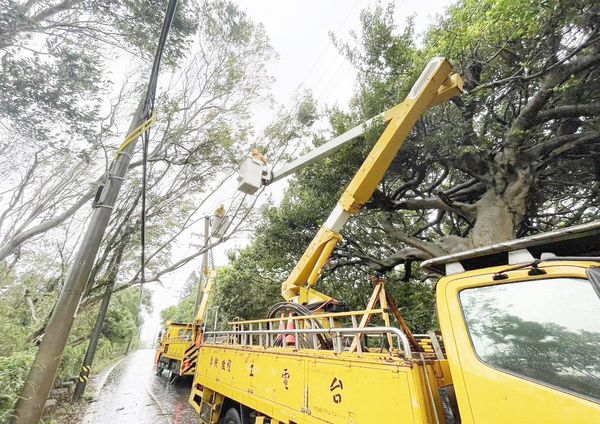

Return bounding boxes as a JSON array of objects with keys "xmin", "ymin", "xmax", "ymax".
[{"xmin": 424, "ymin": 221, "xmax": 600, "ymax": 423}]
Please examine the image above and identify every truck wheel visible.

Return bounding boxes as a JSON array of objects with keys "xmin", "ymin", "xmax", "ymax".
[
  {"xmin": 155, "ymin": 367, "xmax": 164, "ymax": 376},
  {"xmin": 220, "ymin": 407, "xmax": 242, "ymax": 424}
]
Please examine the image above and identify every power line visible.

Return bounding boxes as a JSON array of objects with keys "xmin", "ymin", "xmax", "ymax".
[
  {"xmin": 317, "ymin": 57, "xmax": 355, "ymax": 103},
  {"xmin": 302, "ymin": 0, "xmax": 361, "ymax": 91}
]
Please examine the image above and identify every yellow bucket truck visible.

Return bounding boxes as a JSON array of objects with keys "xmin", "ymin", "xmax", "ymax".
[{"xmin": 185, "ymin": 58, "xmax": 600, "ymax": 423}]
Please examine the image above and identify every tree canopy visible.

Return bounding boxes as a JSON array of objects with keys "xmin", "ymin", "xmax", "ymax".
[{"xmin": 1, "ymin": 0, "xmax": 600, "ymax": 419}]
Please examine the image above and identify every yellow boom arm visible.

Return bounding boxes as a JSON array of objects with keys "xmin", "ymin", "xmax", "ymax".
[
  {"xmin": 195, "ymin": 270, "xmax": 216, "ymax": 328},
  {"xmin": 281, "ymin": 57, "xmax": 463, "ymax": 304}
]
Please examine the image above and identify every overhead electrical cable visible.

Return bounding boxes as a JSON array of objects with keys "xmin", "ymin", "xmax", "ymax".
[
  {"xmin": 304, "ymin": 0, "xmax": 361, "ymax": 97},
  {"xmin": 139, "ymin": 0, "xmax": 180, "ymax": 318}
]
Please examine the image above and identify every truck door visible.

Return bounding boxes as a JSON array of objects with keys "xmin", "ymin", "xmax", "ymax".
[{"xmin": 439, "ymin": 265, "xmax": 600, "ymax": 423}]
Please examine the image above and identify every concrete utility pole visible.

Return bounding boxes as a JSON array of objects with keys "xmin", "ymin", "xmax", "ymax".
[
  {"xmin": 13, "ymin": 2, "xmax": 178, "ymax": 422},
  {"xmin": 14, "ymin": 98, "xmax": 146, "ymax": 424},
  {"xmin": 71, "ymin": 232, "xmax": 129, "ymax": 401}
]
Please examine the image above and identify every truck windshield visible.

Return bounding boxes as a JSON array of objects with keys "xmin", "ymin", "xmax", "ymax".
[{"xmin": 460, "ymin": 277, "xmax": 600, "ymax": 402}]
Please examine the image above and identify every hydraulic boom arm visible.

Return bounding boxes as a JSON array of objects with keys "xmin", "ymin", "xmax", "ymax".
[
  {"xmin": 282, "ymin": 57, "xmax": 463, "ymax": 304},
  {"xmin": 195, "ymin": 270, "xmax": 216, "ymax": 325}
]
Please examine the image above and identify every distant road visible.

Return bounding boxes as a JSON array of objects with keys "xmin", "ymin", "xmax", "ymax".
[{"xmin": 82, "ymin": 349, "xmax": 197, "ymax": 424}]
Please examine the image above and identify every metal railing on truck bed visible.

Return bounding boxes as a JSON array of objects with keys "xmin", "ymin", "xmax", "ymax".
[
  {"xmin": 198, "ymin": 307, "xmax": 449, "ymax": 359},
  {"xmin": 204, "ymin": 325, "xmax": 412, "ymax": 355}
]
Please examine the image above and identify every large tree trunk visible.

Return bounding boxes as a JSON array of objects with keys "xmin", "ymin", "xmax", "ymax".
[
  {"xmin": 469, "ymin": 166, "xmax": 533, "ymax": 247},
  {"xmin": 470, "ymin": 190, "xmax": 516, "ymax": 246}
]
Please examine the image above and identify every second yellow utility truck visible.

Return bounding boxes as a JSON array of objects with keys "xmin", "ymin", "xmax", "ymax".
[
  {"xmin": 155, "ymin": 270, "xmax": 217, "ymax": 378},
  {"xmin": 155, "ymin": 321, "xmax": 196, "ymax": 377}
]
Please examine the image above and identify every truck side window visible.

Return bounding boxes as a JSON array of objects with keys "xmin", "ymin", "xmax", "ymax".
[{"xmin": 460, "ymin": 278, "xmax": 600, "ymax": 402}]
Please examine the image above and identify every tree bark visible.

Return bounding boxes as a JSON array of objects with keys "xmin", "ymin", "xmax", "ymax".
[{"xmin": 468, "ymin": 164, "xmax": 533, "ymax": 247}]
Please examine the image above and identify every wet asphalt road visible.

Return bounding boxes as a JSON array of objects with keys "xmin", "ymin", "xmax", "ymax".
[{"xmin": 82, "ymin": 349, "xmax": 198, "ymax": 424}]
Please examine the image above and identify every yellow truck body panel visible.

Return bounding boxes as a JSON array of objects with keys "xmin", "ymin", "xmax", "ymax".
[
  {"xmin": 189, "ymin": 259, "xmax": 600, "ymax": 423},
  {"xmin": 192, "ymin": 345, "xmax": 450, "ymax": 423}
]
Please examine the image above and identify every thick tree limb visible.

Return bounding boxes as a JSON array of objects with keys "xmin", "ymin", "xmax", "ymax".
[
  {"xmin": 80, "ymin": 186, "xmax": 263, "ymax": 309},
  {"xmin": 31, "ymin": 0, "xmax": 85, "ymax": 24},
  {"xmin": 78, "ymin": 236, "xmax": 226, "ymax": 309},
  {"xmin": 505, "ymin": 46, "xmax": 600, "ymax": 154},
  {"xmin": 333, "ymin": 247, "xmax": 429, "ymax": 273},
  {"xmin": 390, "ymin": 196, "xmax": 477, "ymax": 222},
  {"xmin": 381, "ymin": 215, "xmax": 447, "ymax": 258},
  {"xmin": 534, "ymin": 103, "xmax": 600, "ymax": 125},
  {"xmin": 0, "ymin": 157, "xmax": 149, "ymax": 262},
  {"xmin": 474, "ymin": 35, "xmax": 600, "ymax": 92},
  {"xmin": 445, "ymin": 180, "xmax": 486, "ymax": 202},
  {"xmin": 526, "ymin": 131, "xmax": 600, "ymax": 160}
]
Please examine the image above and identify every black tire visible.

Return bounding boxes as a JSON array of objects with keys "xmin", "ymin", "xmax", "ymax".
[
  {"xmin": 155, "ymin": 367, "xmax": 163, "ymax": 376},
  {"xmin": 220, "ymin": 407, "xmax": 242, "ymax": 424}
]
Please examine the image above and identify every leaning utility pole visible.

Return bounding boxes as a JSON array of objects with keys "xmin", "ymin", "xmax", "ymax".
[{"xmin": 14, "ymin": 2, "xmax": 178, "ymax": 422}]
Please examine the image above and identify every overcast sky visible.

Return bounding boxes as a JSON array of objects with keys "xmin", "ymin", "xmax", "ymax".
[{"xmin": 142, "ymin": 0, "xmax": 454, "ymax": 343}]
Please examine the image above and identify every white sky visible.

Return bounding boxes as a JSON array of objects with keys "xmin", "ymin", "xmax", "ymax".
[{"xmin": 141, "ymin": 0, "xmax": 454, "ymax": 343}]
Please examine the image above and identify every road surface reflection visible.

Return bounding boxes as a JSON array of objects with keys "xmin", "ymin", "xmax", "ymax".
[{"xmin": 82, "ymin": 349, "xmax": 197, "ymax": 424}]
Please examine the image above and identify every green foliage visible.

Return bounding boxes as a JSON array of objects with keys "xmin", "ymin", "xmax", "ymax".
[
  {"xmin": 160, "ymin": 292, "xmax": 196, "ymax": 324},
  {"xmin": 0, "ymin": 0, "xmax": 275, "ymax": 421},
  {"xmin": 111, "ymin": 0, "xmax": 198, "ymax": 65},
  {"xmin": 332, "ymin": 2, "xmax": 418, "ymax": 117},
  {"xmin": 103, "ymin": 289, "xmax": 148, "ymax": 342},
  {"xmin": 296, "ymin": 94, "xmax": 318, "ymax": 126},
  {"xmin": 0, "ymin": 0, "xmax": 197, "ymax": 141},
  {"xmin": 0, "ymin": 266, "xmax": 148, "ymax": 420},
  {"xmin": 0, "ymin": 352, "xmax": 33, "ymax": 424},
  {"xmin": 212, "ymin": 247, "xmax": 282, "ymax": 324},
  {"xmin": 428, "ymin": 0, "xmax": 567, "ymax": 55},
  {"xmin": 0, "ymin": 44, "xmax": 103, "ymax": 141}
]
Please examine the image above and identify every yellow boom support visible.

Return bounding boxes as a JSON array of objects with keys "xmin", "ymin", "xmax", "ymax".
[
  {"xmin": 194, "ymin": 270, "xmax": 216, "ymax": 334},
  {"xmin": 281, "ymin": 58, "xmax": 463, "ymax": 304}
]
